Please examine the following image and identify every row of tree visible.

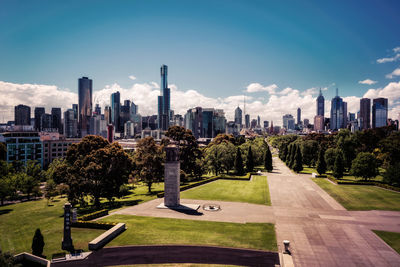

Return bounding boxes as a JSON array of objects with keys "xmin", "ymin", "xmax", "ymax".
[{"xmin": 270, "ymin": 127, "xmax": 400, "ymax": 185}]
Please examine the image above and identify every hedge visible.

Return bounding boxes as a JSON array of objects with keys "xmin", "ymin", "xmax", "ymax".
[
  {"xmin": 326, "ymin": 176, "xmax": 400, "ymax": 192},
  {"xmin": 78, "ymin": 209, "xmax": 109, "ymax": 221},
  {"xmin": 71, "ymin": 220, "xmax": 117, "ymax": 230}
]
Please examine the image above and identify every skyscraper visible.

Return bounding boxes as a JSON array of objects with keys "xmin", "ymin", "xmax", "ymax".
[
  {"xmin": 234, "ymin": 106, "xmax": 242, "ymax": 127},
  {"xmin": 14, "ymin": 104, "xmax": 31, "ymax": 126},
  {"xmin": 184, "ymin": 107, "xmax": 203, "ymax": 139},
  {"xmin": 330, "ymin": 89, "xmax": 347, "ymax": 130},
  {"xmin": 317, "ymin": 89, "xmax": 324, "ymax": 116},
  {"xmin": 110, "ymin": 91, "xmax": 121, "ymax": 132},
  {"xmin": 245, "ymin": 114, "xmax": 250, "ymax": 129},
  {"xmin": 78, "ymin": 77, "xmax": 93, "ymax": 137},
  {"xmin": 64, "ymin": 109, "xmax": 78, "ymax": 138},
  {"xmin": 34, "ymin": 107, "xmax": 45, "ymax": 131},
  {"xmin": 282, "ymin": 114, "xmax": 295, "ymax": 130},
  {"xmin": 202, "ymin": 108, "xmax": 214, "ymax": 138},
  {"xmin": 51, "ymin": 107, "xmax": 62, "ymax": 134},
  {"xmin": 359, "ymin": 98, "xmax": 371, "ymax": 130},
  {"xmin": 94, "ymin": 104, "xmax": 101, "ymax": 115},
  {"xmin": 372, "ymin": 98, "xmax": 388, "ymax": 128},
  {"xmin": 297, "ymin": 108, "xmax": 301, "ymax": 125},
  {"xmin": 158, "ymin": 65, "xmax": 171, "ymax": 130}
]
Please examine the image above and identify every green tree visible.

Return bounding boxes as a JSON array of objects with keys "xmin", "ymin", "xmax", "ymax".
[
  {"xmin": 132, "ymin": 137, "xmax": 164, "ymax": 193},
  {"xmin": 279, "ymin": 144, "xmax": 288, "ymax": 162},
  {"xmin": 301, "ymin": 140, "xmax": 318, "ymax": 167},
  {"xmin": 350, "ymin": 152, "xmax": 379, "ymax": 180},
  {"xmin": 264, "ymin": 146, "xmax": 273, "ymax": 172},
  {"xmin": 66, "ymin": 135, "xmax": 133, "ymax": 206},
  {"xmin": 17, "ymin": 172, "xmax": 40, "ymax": 201},
  {"xmin": 0, "ymin": 249, "xmax": 18, "ymax": 267},
  {"xmin": 289, "ymin": 144, "xmax": 297, "ymax": 169},
  {"xmin": 246, "ymin": 146, "xmax": 254, "ymax": 172},
  {"xmin": 31, "ymin": 228, "xmax": 44, "ymax": 256},
  {"xmin": 332, "ymin": 152, "xmax": 344, "ymax": 179},
  {"xmin": 379, "ymin": 132, "xmax": 400, "ymax": 166},
  {"xmin": 324, "ymin": 148, "xmax": 337, "ymax": 171},
  {"xmin": 383, "ymin": 163, "xmax": 400, "ymax": 187},
  {"xmin": 45, "ymin": 158, "xmax": 69, "ymax": 184},
  {"xmin": 316, "ymin": 147, "xmax": 327, "ymax": 175},
  {"xmin": 293, "ymin": 144, "xmax": 303, "ymax": 173},
  {"xmin": 335, "ymin": 130, "xmax": 358, "ymax": 171},
  {"xmin": 25, "ymin": 160, "xmax": 43, "ymax": 182},
  {"xmin": 165, "ymin": 126, "xmax": 203, "ymax": 178},
  {"xmin": 44, "ymin": 179, "xmax": 57, "ymax": 205},
  {"xmin": 234, "ymin": 147, "xmax": 245, "ymax": 175}
]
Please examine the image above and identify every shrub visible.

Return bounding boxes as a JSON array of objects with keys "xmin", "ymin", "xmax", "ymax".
[{"xmin": 79, "ymin": 209, "xmax": 109, "ymax": 221}]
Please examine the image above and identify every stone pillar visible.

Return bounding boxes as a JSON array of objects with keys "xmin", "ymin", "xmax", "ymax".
[
  {"xmin": 61, "ymin": 203, "xmax": 74, "ymax": 252},
  {"xmin": 164, "ymin": 144, "xmax": 180, "ymax": 207}
]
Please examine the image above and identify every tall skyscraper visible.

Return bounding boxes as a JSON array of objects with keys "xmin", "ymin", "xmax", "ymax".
[
  {"xmin": 297, "ymin": 108, "xmax": 301, "ymax": 125},
  {"xmin": 72, "ymin": 104, "xmax": 78, "ymax": 120},
  {"xmin": 110, "ymin": 91, "xmax": 121, "ymax": 132},
  {"xmin": 245, "ymin": 114, "xmax": 250, "ymax": 129},
  {"xmin": 51, "ymin": 107, "xmax": 62, "ymax": 134},
  {"xmin": 257, "ymin": 115, "xmax": 260, "ymax": 127},
  {"xmin": 372, "ymin": 98, "xmax": 388, "ymax": 128},
  {"xmin": 120, "ymin": 100, "xmax": 131, "ymax": 131},
  {"xmin": 317, "ymin": 89, "xmax": 325, "ymax": 116},
  {"xmin": 34, "ymin": 107, "xmax": 45, "ymax": 131},
  {"xmin": 330, "ymin": 89, "xmax": 347, "ymax": 130},
  {"xmin": 41, "ymin": 113, "xmax": 52, "ymax": 130},
  {"xmin": 158, "ymin": 65, "xmax": 171, "ymax": 130},
  {"xmin": 78, "ymin": 77, "xmax": 93, "ymax": 137},
  {"xmin": 359, "ymin": 98, "xmax": 371, "ymax": 130},
  {"xmin": 64, "ymin": 109, "xmax": 78, "ymax": 138},
  {"xmin": 104, "ymin": 106, "xmax": 111, "ymax": 124},
  {"xmin": 184, "ymin": 107, "xmax": 203, "ymax": 139},
  {"xmin": 202, "ymin": 108, "xmax": 214, "ymax": 138},
  {"xmin": 94, "ymin": 104, "xmax": 101, "ymax": 115},
  {"xmin": 14, "ymin": 104, "xmax": 31, "ymax": 126},
  {"xmin": 234, "ymin": 106, "xmax": 242, "ymax": 127},
  {"xmin": 314, "ymin": 115, "xmax": 324, "ymax": 132}
]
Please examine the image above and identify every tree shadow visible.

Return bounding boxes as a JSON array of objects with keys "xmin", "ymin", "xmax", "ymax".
[{"xmin": 0, "ymin": 209, "xmax": 13, "ymax": 215}]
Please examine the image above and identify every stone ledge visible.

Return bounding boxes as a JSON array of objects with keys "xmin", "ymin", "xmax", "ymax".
[{"xmin": 88, "ymin": 223, "xmax": 126, "ymax": 251}]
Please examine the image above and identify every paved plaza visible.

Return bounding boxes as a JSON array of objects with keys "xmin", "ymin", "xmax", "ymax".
[{"xmin": 113, "ymin": 157, "xmax": 400, "ymax": 266}]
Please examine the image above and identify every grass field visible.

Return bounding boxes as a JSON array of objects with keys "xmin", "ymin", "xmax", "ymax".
[
  {"xmin": 100, "ymin": 215, "xmax": 277, "ymax": 251},
  {"xmin": 0, "ymin": 197, "xmax": 104, "ymax": 258},
  {"xmin": 312, "ymin": 178, "xmax": 400, "ymax": 211},
  {"xmin": 180, "ymin": 176, "xmax": 271, "ymax": 205},
  {"xmin": 373, "ymin": 230, "xmax": 400, "ymax": 254}
]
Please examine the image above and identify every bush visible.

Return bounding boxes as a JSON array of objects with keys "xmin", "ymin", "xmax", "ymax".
[
  {"xmin": 119, "ymin": 184, "xmax": 131, "ymax": 196},
  {"xmin": 350, "ymin": 152, "xmax": 378, "ymax": 180},
  {"xmin": 383, "ymin": 163, "xmax": 400, "ymax": 187},
  {"xmin": 79, "ymin": 209, "xmax": 109, "ymax": 221},
  {"xmin": 71, "ymin": 220, "xmax": 117, "ymax": 230}
]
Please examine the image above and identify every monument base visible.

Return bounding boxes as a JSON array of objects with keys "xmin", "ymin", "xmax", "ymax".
[{"xmin": 157, "ymin": 203, "xmax": 200, "ymax": 211}]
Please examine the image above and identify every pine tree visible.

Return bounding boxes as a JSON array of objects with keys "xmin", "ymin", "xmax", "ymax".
[
  {"xmin": 289, "ymin": 144, "xmax": 296, "ymax": 169},
  {"xmin": 281, "ymin": 145, "xmax": 288, "ymax": 162},
  {"xmin": 333, "ymin": 152, "xmax": 344, "ymax": 179},
  {"xmin": 293, "ymin": 144, "xmax": 303, "ymax": 173},
  {"xmin": 32, "ymin": 228, "xmax": 45, "ymax": 256},
  {"xmin": 285, "ymin": 144, "xmax": 292, "ymax": 165},
  {"xmin": 246, "ymin": 146, "xmax": 254, "ymax": 172},
  {"xmin": 264, "ymin": 146, "xmax": 273, "ymax": 172},
  {"xmin": 235, "ymin": 147, "xmax": 245, "ymax": 175},
  {"xmin": 316, "ymin": 147, "xmax": 327, "ymax": 176}
]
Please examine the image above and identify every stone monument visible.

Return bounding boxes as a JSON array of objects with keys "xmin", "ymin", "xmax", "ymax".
[
  {"xmin": 164, "ymin": 144, "xmax": 180, "ymax": 207},
  {"xmin": 157, "ymin": 143, "xmax": 200, "ymax": 211},
  {"xmin": 61, "ymin": 203, "xmax": 74, "ymax": 252}
]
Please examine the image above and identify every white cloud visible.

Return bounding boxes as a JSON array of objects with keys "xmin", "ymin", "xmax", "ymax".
[
  {"xmin": 363, "ymin": 81, "xmax": 400, "ymax": 119},
  {"xmin": 393, "ymin": 47, "xmax": 400, "ymax": 53},
  {"xmin": 301, "ymin": 87, "xmax": 318, "ymax": 96},
  {"xmin": 377, "ymin": 54, "xmax": 400, "ymax": 64},
  {"xmin": 358, "ymin": 79, "xmax": 377, "ymax": 85},
  {"xmin": 128, "ymin": 75, "xmax": 137, "ymax": 80},
  {"xmin": 386, "ymin": 67, "xmax": 400, "ymax": 79},
  {"xmin": 246, "ymin": 83, "xmax": 278, "ymax": 94}
]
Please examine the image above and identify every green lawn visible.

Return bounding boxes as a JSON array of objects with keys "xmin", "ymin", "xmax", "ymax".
[
  {"xmin": 373, "ymin": 230, "xmax": 400, "ymax": 254},
  {"xmin": 180, "ymin": 176, "xmax": 271, "ymax": 205},
  {"xmin": 0, "ymin": 197, "xmax": 104, "ymax": 258},
  {"xmin": 100, "ymin": 215, "xmax": 277, "ymax": 251},
  {"xmin": 312, "ymin": 178, "xmax": 400, "ymax": 211}
]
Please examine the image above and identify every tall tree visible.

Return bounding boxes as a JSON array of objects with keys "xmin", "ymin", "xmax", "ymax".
[
  {"xmin": 332, "ymin": 152, "xmax": 344, "ymax": 179},
  {"xmin": 234, "ymin": 147, "xmax": 245, "ymax": 175},
  {"xmin": 264, "ymin": 146, "xmax": 273, "ymax": 172},
  {"xmin": 383, "ymin": 163, "xmax": 400, "ymax": 187},
  {"xmin": 17, "ymin": 172, "xmax": 40, "ymax": 201},
  {"xmin": 324, "ymin": 148, "xmax": 337, "ymax": 171},
  {"xmin": 246, "ymin": 146, "xmax": 254, "ymax": 172},
  {"xmin": 301, "ymin": 140, "xmax": 318, "ymax": 167},
  {"xmin": 293, "ymin": 144, "xmax": 303, "ymax": 173},
  {"xmin": 316, "ymin": 147, "xmax": 327, "ymax": 175},
  {"xmin": 165, "ymin": 126, "xmax": 203, "ymax": 177},
  {"xmin": 132, "ymin": 137, "xmax": 164, "ymax": 193},
  {"xmin": 31, "ymin": 228, "xmax": 45, "ymax": 257},
  {"xmin": 350, "ymin": 152, "xmax": 378, "ymax": 180}
]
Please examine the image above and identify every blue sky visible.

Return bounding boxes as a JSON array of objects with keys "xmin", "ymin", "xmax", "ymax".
[{"xmin": 0, "ymin": 0, "xmax": 399, "ymax": 123}]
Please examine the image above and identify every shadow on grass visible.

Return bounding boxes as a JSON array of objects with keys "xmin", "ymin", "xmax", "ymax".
[{"xmin": 0, "ymin": 209, "xmax": 13, "ymax": 215}]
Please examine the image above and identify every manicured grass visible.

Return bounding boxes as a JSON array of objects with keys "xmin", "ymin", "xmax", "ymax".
[
  {"xmin": 100, "ymin": 215, "xmax": 277, "ymax": 251},
  {"xmin": 312, "ymin": 178, "xmax": 400, "ymax": 211},
  {"xmin": 180, "ymin": 176, "xmax": 271, "ymax": 205},
  {"xmin": 373, "ymin": 230, "xmax": 400, "ymax": 254},
  {"xmin": 0, "ymin": 197, "xmax": 104, "ymax": 258}
]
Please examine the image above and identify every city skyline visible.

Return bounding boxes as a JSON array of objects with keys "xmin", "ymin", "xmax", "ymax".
[{"xmin": 1, "ymin": 0, "xmax": 400, "ymax": 125}]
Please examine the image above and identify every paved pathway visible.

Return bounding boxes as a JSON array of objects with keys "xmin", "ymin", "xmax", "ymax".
[{"xmin": 112, "ymin": 157, "xmax": 400, "ymax": 266}]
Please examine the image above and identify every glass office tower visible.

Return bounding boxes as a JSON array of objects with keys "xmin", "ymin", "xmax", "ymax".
[{"xmin": 78, "ymin": 77, "xmax": 93, "ymax": 137}]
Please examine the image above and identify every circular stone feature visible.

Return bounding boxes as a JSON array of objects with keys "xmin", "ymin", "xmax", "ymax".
[{"xmin": 202, "ymin": 204, "xmax": 221, "ymax": 211}]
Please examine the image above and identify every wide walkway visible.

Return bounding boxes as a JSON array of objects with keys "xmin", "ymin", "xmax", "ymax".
[{"xmin": 111, "ymin": 157, "xmax": 400, "ymax": 266}]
